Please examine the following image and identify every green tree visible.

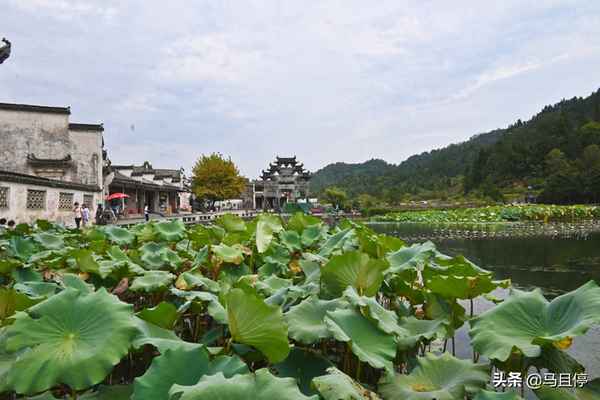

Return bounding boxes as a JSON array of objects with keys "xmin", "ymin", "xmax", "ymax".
[
  {"xmin": 323, "ymin": 187, "xmax": 347, "ymax": 210},
  {"xmin": 357, "ymin": 193, "xmax": 378, "ymax": 209},
  {"xmin": 191, "ymin": 153, "xmax": 246, "ymax": 210},
  {"xmin": 544, "ymin": 148, "xmax": 570, "ymax": 175}
]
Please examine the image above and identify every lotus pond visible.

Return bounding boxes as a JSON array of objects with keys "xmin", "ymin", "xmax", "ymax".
[{"xmin": 1, "ymin": 215, "xmax": 599, "ymax": 400}]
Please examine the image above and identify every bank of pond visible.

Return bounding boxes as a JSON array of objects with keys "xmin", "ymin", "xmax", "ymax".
[{"xmin": 0, "ymin": 214, "xmax": 599, "ymax": 399}]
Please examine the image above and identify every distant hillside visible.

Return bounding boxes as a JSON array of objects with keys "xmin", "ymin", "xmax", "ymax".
[{"xmin": 310, "ymin": 88, "xmax": 600, "ymax": 204}]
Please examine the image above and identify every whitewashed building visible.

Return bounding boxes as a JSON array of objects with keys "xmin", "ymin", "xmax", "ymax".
[{"xmin": 0, "ymin": 102, "xmax": 104, "ymax": 226}]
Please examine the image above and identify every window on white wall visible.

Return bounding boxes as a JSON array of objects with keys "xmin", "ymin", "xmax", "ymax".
[
  {"xmin": 0, "ymin": 187, "xmax": 8, "ymax": 208},
  {"xmin": 26, "ymin": 189, "xmax": 46, "ymax": 210},
  {"xmin": 58, "ymin": 192, "xmax": 74, "ymax": 210}
]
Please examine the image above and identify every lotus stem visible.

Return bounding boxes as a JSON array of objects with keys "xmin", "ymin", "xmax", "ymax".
[
  {"xmin": 356, "ymin": 359, "xmax": 362, "ymax": 381},
  {"xmin": 451, "ymin": 336, "xmax": 456, "ymax": 356}
]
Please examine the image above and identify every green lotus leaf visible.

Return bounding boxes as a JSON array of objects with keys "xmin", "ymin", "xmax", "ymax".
[
  {"xmin": 324, "ymin": 308, "xmax": 396, "ymax": 373},
  {"xmin": 227, "ymin": 288, "xmax": 290, "ymax": 363},
  {"xmin": 321, "ymin": 251, "xmax": 389, "ymax": 298},
  {"xmin": 13, "ymin": 281, "xmax": 59, "ymax": 299},
  {"xmin": 0, "ymin": 258, "xmax": 21, "ymax": 275},
  {"xmin": 139, "ymin": 242, "xmax": 182, "ymax": 270},
  {"xmin": 8, "ymin": 236, "xmax": 37, "ymax": 262},
  {"xmin": 534, "ymin": 378, "xmax": 600, "ymax": 400},
  {"xmin": 154, "ymin": 219, "xmax": 186, "ymax": 242},
  {"xmin": 469, "ymin": 281, "xmax": 600, "ymax": 362},
  {"xmin": 61, "ymin": 273, "xmax": 93, "ymax": 294},
  {"xmin": 171, "ymin": 288, "xmax": 227, "ymax": 324},
  {"xmin": 255, "ymin": 276, "xmax": 292, "ymax": 296},
  {"xmin": 175, "ymin": 270, "xmax": 220, "ymax": 292},
  {"xmin": 424, "ymin": 255, "xmax": 491, "ymax": 278},
  {"xmin": 216, "ymin": 214, "xmax": 247, "ymax": 233},
  {"xmin": 256, "ymin": 214, "xmax": 283, "ymax": 253},
  {"xmin": 0, "ymin": 288, "xmax": 42, "ymax": 326},
  {"xmin": 72, "ymin": 249, "xmax": 100, "ymax": 274},
  {"xmin": 134, "ymin": 223, "xmax": 157, "ymax": 242},
  {"xmin": 137, "ymin": 301, "xmax": 179, "ymax": 329},
  {"xmin": 281, "ymin": 230, "xmax": 302, "ymax": 252},
  {"xmin": 169, "ymin": 368, "xmax": 316, "ymax": 400},
  {"xmin": 424, "ymin": 293, "xmax": 466, "ymax": 335},
  {"xmin": 130, "ymin": 270, "xmax": 175, "ymax": 292},
  {"xmin": 425, "ymin": 274, "xmax": 498, "ymax": 300},
  {"xmin": 386, "ymin": 241, "xmax": 437, "ymax": 274},
  {"xmin": 33, "ymin": 232, "xmax": 64, "ymax": 250},
  {"xmin": 132, "ymin": 345, "xmax": 248, "ymax": 400},
  {"xmin": 287, "ymin": 212, "xmax": 321, "ymax": 234},
  {"xmin": 301, "ymin": 225, "xmax": 323, "ymax": 247},
  {"xmin": 77, "ymin": 385, "xmax": 134, "ymax": 400},
  {"xmin": 273, "ymin": 347, "xmax": 333, "ymax": 396},
  {"xmin": 132, "ymin": 317, "xmax": 199, "ymax": 353},
  {"xmin": 343, "ymin": 287, "xmax": 400, "ymax": 334},
  {"xmin": 529, "ymin": 345, "xmax": 584, "ymax": 374},
  {"xmin": 396, "ymin": 317, "xmax": 447, "ymax": 350},
  {"xmin": 213, "ymin": 243, "xmax": 244, "ymax": 265},
  {"xmin": 286, "ymin": 296, "xmax": 347, "ymax": 344},
  {"xmin": 312, "ymin": 367, "xmax": 382, "ymax": 400},
  {"xmin": 5, "ymin": 288, "xmax": 137, "ymax": 394},
  {"xmin": 474, "ymin": 390, "xmax": 523, "ymax": 399},
  {"xmin": 318, "ymin": 228, "xmax": 356, "ymax": 257},
  {"xmin": 300, "ymin": 259, "xmax": 321, "ymax": 283},
  {"xmin": 34, "ymin": 219, "xmax": 54, "ymax": 231},
  {"xmin": 103, "ymin": 225, "xmax": 135, "ymax": 245},
  {"xmin": 379, "ymin": 353, "xmax": 489, "ymax": 400}
]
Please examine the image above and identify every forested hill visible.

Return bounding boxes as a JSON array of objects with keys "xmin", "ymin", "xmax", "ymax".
[{"xmin": 310, "ymin": 88, "xmax": 600, "ymax": 203}]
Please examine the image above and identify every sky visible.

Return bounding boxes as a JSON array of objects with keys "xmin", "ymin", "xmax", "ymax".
[{"xmin": 1, "ymin": 1, "xmax": 600, "ymax": 178}]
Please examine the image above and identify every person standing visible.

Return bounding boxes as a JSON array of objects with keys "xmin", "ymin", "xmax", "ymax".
[
  {"xmin": 144, "ymin": 203, "xmax": 150, "ymax": 222},
  {"xmin": 81, "ymin": 204, "xmax": 90, "ymax": 227},
  {"xmin": 73, "ymin": 202, "xmax": 82, "ymax": 229}
]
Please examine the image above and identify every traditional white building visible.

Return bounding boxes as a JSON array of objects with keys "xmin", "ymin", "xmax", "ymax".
[{"xmin": 0, "ymin": 102, "xmax": 104, "ymax": 225}]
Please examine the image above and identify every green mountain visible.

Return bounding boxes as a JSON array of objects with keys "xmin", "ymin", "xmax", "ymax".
[{"xmin": 310, "ymin": 88, "xmax": 600, "ymax": 204}]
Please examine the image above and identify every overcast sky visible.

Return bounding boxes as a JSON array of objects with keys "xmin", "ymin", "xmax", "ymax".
[{"xmin": 2, "ymin": 1, "xmax": 600, "ymax": 177}]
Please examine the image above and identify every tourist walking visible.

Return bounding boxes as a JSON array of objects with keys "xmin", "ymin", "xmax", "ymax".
[
  {"xmin": 73, "ymin": 202, "xmax": 82, "ymax": 229},
  {"xmin": 82, "ymin": 204, "xmax": 90, "ymax": 227},
  {"xmin": 144, "ymin": 204, "xmax": 150, "ymax": 222}
]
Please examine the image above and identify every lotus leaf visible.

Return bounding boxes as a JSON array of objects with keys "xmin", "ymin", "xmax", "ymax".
[
  {"xmin": 171, "ymin": 288, "xmax": 227, "ymax": 323},
  {"xmin": 154, "ymin": 219, "xmax": 186, "ymax": 242},
  {"xmin": 130, "ymin": 270, "xmax": 175, "ymax": 292},
  {"xmin": 324, "ymin": 308, "xmax": 396, "ymax": 373},
  {"xmin": 132, "ymin": 318, "xmax": 199, "ymax": 353},
  {"xmin": 469, "ymin": 281, "xmax": 600, "ymax": 362},
  {"xmin": 8, "ymin": 236, "xmax": 36, "ymax": 262},
  {"xmin": 396, "ymin": 317, "xmax": 447, "ymax": 350},
  {"xmin": 286, "ymin": 296, "xmax": 347, "ymax": 344},
  {"xmin": 386, "ymin": 241, "xmax": 437, "ymax": 274},
  {"xmin": 226, "ymin": 288, "xmax": 290, "ymax": 363},
  {"xmin": 169, "ymin": 368, "xmax": 317, "ymax": 400},
  {"xmin": 256, "ymin": 214, "xmax": 283, "ymax": 253},
  {"xmin": 175, "ymin": 270, "xmax": 220, "ymax": 292},
  {"xmin": 281, "ymin": 230, "xmax": 302, "ymax": 252},
  {"xmin": 79, "ymin": 385, "xmax": 134, "ymax": 400},
  {"xmin": 216, "ymin": 214, "xmax": 247, "ymax": 233},
  {"xmin": 103, "ymin": 225, "xmax": 135, "ymax": 245},
  {"xmin": 0, "ymin": 258, "xmax": 20, "ymax": 275},
  {"xmin": 273, "ymin": 348, "xmax": 333, "ymax": 396},
  {"xmin": 321, "ymin": 251, "xmax": 389, "ymax": 297},
  {"xmin": 301, "ymin": 224, "xmax": 323, "ymax": 247},
  {"xmin": 379, "ymin": 353, "xmax": 489, "ymax": 400},
  {"xmin": 213, "ymin": 243, "xmax": 245, "ymax": 264},
  {"xmin": 4, "ymin": 288, "xmax": 137, "ymax": 394},
  {"xmin": 139, "ymin": 242, "xmax": 182, "ymax": 270},
  {"xmin": 312, "ymin": 367, "xmax": 382, "ymax": 400},
  {"xmin": 137, "ymin": 301, "xmax": 179, "ymax": 329},
  {"xmin": 0, "ymin": 288, "xmax": 41, "ymax": 326},
  {"xmin": 343, "ymin": 287, "xmax": 400, "ymax": 334},
  {"xmin": 33, "ymin": 232, "xmax": 64, "ymax": 250},
  {"xmin": 287, "ymin": 212, "xmax": 321, "ymax": 234},
  {"xmin": 318, "ymin": 228, "xmax": 356, "ymax": 257},
  {"xmin": 72, "ymin": 249, "xmax": 100, "ymax": 274},
  {"xmin": 132, "ymin": 345, "xmax": 248, "ymax": 400}
]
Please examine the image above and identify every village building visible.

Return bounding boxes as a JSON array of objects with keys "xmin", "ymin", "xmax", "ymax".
[
  {"xmin": 253, "ymin": 156, "xmax": 311, "ymax": 210},
  {"xmin": 105, "ymin": 162, "xmax": 189, "ymax": 217},
  {"xmin": 0, "ymin": 102, "xmax": 104, "ymax": 225}
]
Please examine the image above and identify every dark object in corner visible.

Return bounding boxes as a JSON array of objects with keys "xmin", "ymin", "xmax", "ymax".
[{"xmin": 0, "ymin": 38, "xmax": 11, "ymax": 64}]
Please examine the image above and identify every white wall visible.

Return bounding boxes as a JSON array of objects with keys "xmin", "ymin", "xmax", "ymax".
[{"xmin": 0, "ymin": 180, "xmax": 99, "ymax": 227}]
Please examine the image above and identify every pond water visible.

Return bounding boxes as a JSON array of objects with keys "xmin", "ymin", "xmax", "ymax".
[{"xmin": 369, "ymin": 222, "xmax": 600, "ymax": 393}]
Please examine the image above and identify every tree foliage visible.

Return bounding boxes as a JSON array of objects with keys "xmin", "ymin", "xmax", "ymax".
[{"xmin": 191, "ymin": 153, "xmax": 246, "ymax": 209}]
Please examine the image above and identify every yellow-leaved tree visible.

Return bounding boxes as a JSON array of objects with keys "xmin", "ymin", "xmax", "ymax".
[{"xmin": 191, "ymin": 153, "xmax": 246, "ymax": 210}]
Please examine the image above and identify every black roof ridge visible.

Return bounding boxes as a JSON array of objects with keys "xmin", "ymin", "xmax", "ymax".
[
  {"xmin": 69, "ymin": 123, "xmax": 104, "ymax": 131},
  {"xmin": 0, "ymin": 102, "xmax": 71, "ymax": 114}
]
